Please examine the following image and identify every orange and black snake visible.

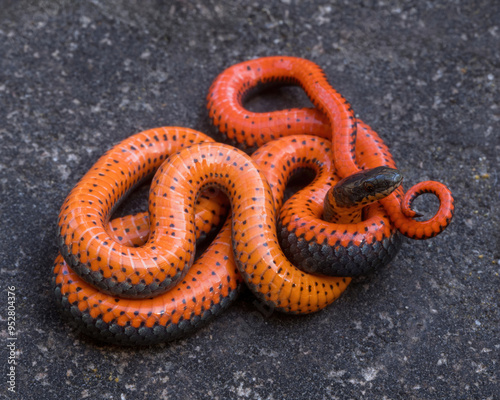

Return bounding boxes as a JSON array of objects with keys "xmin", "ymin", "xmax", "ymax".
[{"xmin": 53, "ymin": 56, "xmax": 454, "ymax": 345}]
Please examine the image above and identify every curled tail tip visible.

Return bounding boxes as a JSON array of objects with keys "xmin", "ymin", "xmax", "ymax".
[
  {"xmin": 401, "ymin": 204, "xmax": 423, "ymax": 219},
  {"xmin": 396, "ymin": 181, "xmax": 454, "ymax": 240}
]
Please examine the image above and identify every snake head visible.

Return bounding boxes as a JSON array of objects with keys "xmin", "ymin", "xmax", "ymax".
[{"xmin": 332, "ymin": 166, "xmax": 403, "ymax": 208}]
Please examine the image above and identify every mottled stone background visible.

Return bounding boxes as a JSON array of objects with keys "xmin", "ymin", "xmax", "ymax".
[{"xmin": 0, "ymin": 1, "xmax": 498, "ymax": 399}]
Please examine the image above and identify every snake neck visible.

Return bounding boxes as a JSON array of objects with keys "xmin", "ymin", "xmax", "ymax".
[{"xmin": 323, "ymin": 189, "xmax": 363, "ymax": 224}]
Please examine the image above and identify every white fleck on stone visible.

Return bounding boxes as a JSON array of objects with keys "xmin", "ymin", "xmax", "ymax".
[
  {"xmin": 475, "ymin": 363, "xmax": 486, "ymax": 373},
  {"xmin": 437, "ymin": 355, "xmax": 447, "ymax": 366},
  {"xmin": 35, "ymin": 372, "xmax": 48, "ymax": 383},
  {"xmin": 432, "ymin": 95, "xmax": 442, "ymax": 109},
  {"xmin": 432, "ymin": 68, "xmax": 444, "ymax": 81},
  {"xmin": 57, "ymin": 165, "xmax": 71, "ymax": 181},
  {"xmin": 328, "ymin": 369, "xmax": 347, "ymax": 378},
  {"xmin": 119, "ymin": 99, "xmax": 130, "ymax": 108},
  {"xmin": 80, "ymin": 16, "xmax": 92, "ymax": 28},
  {"xmin": 100, "ymin": 37, "xmax": 113, "ymax": 46},
  {"xmin": 361, "ymin": 367, "xmax": 379, "ymax": 382},
  {"xmin": 236, "ymin": 382, "xmax": 251, "ymax": 397}
]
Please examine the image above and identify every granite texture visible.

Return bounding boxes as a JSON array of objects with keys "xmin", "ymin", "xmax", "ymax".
[{"xmin": 0, "ymin": 0, "xmax": 498, "ymax": 399}]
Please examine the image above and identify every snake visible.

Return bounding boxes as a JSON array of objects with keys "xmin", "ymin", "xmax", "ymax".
[
  {"xmin": 53, "ymin": 56, "xmax": 454, "ymax": 345},
  {"xmin": 207, "ymin": 56, "xmax": 454, "ymax": 240}
]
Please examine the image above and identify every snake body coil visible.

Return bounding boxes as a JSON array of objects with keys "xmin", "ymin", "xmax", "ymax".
[
  {"xmin": 207, "ymin": 56, "xmax": 454, "ymax": 240},
  {"xmin": 54, "ymin": 56, "xmax": 454, "ymax": 345}
]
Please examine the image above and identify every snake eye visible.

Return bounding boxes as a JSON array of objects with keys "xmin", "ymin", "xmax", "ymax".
[{"xmin": 363, "ymin": 182, "xmax": 375, "ymax": 192}]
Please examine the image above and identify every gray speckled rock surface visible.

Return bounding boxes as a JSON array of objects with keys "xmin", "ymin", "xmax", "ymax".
[{"xmin": 1, "ymin": 1, "xmax": 498, "ymax": 399}]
